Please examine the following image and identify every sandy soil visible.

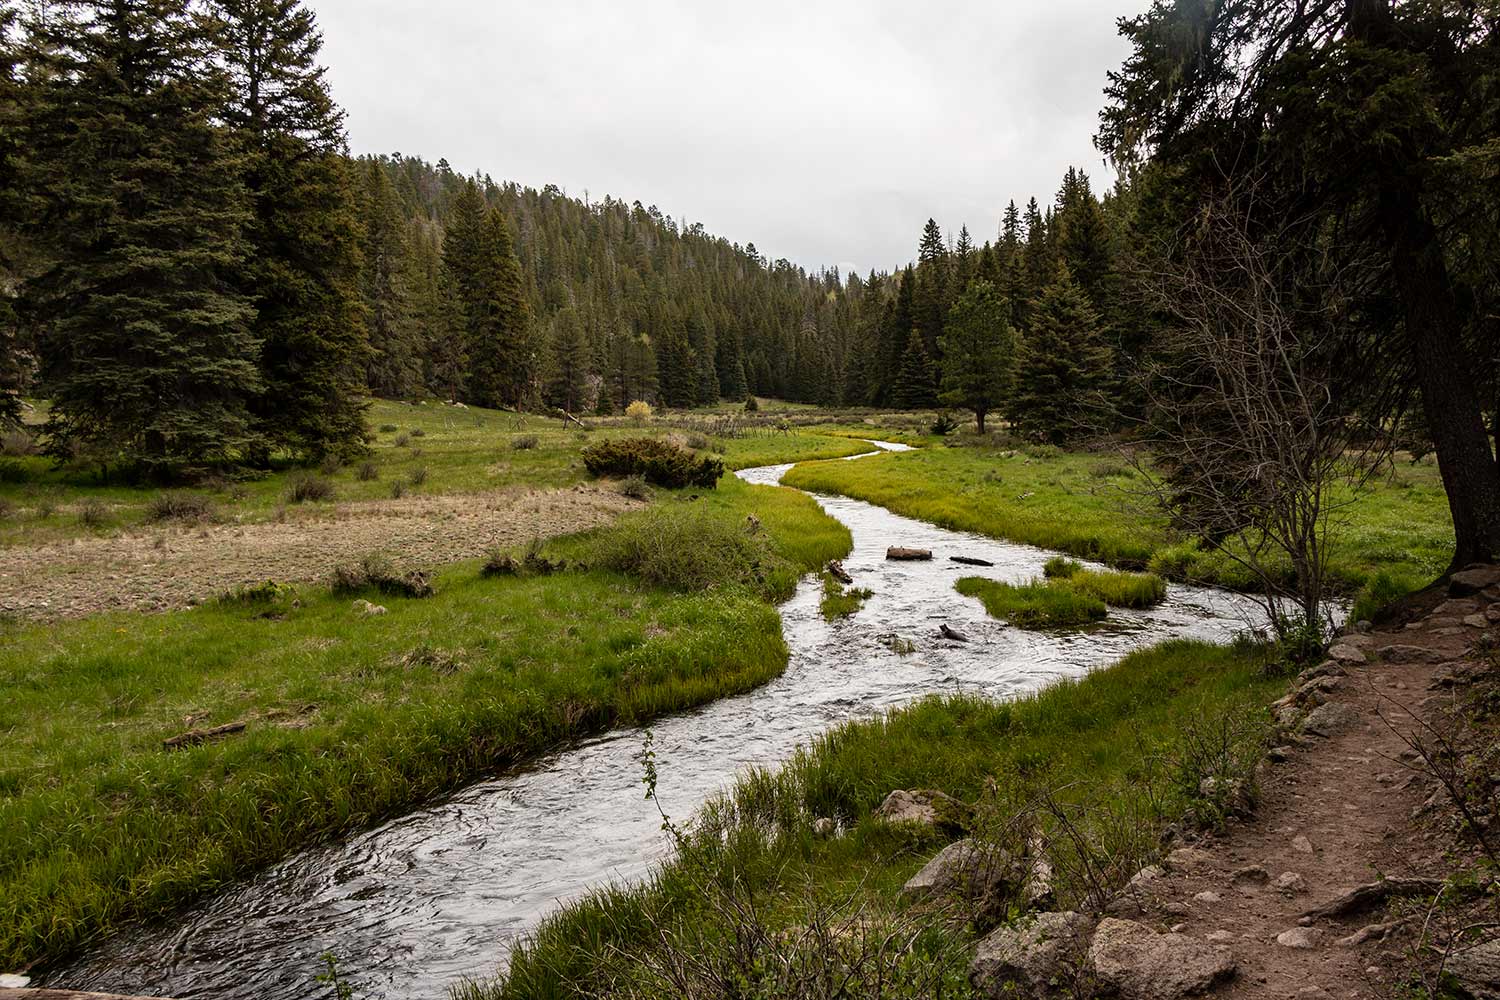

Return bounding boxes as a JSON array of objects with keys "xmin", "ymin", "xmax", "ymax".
[
  {"xmin": 0, "ymin": 485, "xmax": 640, "ymax": 619},
  {"xmin": 1110, "ymin": 591, "xmax": 1498, "ymax": 998}
]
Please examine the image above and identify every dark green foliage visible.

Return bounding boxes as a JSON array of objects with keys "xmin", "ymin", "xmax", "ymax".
[
  {"xmin": 544, "ymin": 307, "xmax": 591, "ymax": 413},
  {"xmin": 1009, "ymin": 265, "xmax": 1112, "ymax": 443},
  {"xmin": 891, "ymin": 329, "xmax": 937, "ymax": 409},
  {"xmin": 360, "ymin": 160, "xmax": 422, "ymax": 398},
  {"xmin": 219, "ymin": 0, "xmax": 369, "ymax": 462},
  {"xmin": 580, "ymin": 437, "xmax": 724, "ymax": 489},
  {"xmin": 26, "ymin": 0, "xmax": 261, "ymax": 474},
  {"xmin": 939, "ymin": 279, "xmax": 1015, "ymax": 433},
  {"xmin": 445, "ymin": 183, "xmax": 533, "ymax": 409},
  {"xmin": 0, "ymin": 5, "xmax": 29, "ymax": 428},
  {"xmin": 928, "ymin": 412, "xmax": 958, "ymax": 436}
]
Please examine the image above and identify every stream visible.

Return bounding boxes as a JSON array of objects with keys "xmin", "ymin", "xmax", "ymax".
[{"xmin": 41, "ymin": 443, "xmax": 1261, "ymax": 999}]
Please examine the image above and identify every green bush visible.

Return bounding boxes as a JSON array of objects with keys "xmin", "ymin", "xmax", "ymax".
[
  {"xmin": 593, "ymin": 503, "xmax": 789, "ymax": 595},
  {"xmin": 1350, "ymin": 569, "xmax": 1422, "ymax": 624},
  {"xmin": 581, "ymin": 437, "xmax": 724, "ymax": 489},
  {"xmin": 929, "ymin": 412, "xmax": 959, "ymax": 436},
  {"xmin": 0, "ymin": 458, "xmax": 31, "ymax": 484},
  {"xmin": 744, "ymin": 395, "xmax": 759, "ymax": 412},
  {"xmin": 510, "ymin": 434, "xmax": 540, "ymax": 451}
]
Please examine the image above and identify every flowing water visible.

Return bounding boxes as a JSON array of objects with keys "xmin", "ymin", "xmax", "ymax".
[{"xmin": 41, "ymin": 444, "xmax": 1260, "ymax": 999}]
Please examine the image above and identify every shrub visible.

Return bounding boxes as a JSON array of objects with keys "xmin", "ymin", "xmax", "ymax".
[
  {"xmin": 0, "ymin": 458, "xmax": 30, "ymax": 484},
  {"xmin": 356, "ymin": 461, "xmax": 379, "ymax": 482},
  {"xmin": 31, "ymin": 489, "xmax": 59, "ymax": 518},
  {"xmin": 410, "ymin": 427, "xmax": 426, "ymax": 438},
  {"xmin": 378, "ymin": 423, "xmax": 398, "ymax": 433},
  {"xmin": 744, "ymin": 395, "xmax": 759, "ymax": 412},
  {"xmin": 394, "ymin": 432, "xmax": 410, "ymax": 448},
  {"xmin": 389, "ymin": 480, "xmax": 406, "ymax": 499},
  {"xmin": 482, "ymin": 539, "xmax": 565, "ymax": 578},
  {"xmin": 318, "ymin": 454, "xmax": 344, "ymax": 476},
  {"xmin": 929, "ymin": 412, "xmax": 959, "ymax": 436},
  {"xmin": 1043, "ymin": 556, "xmax": 1084, "ymax": 578},
  {"xmin": 617, "ymin": 474, "xmax": 651, "ymax": 500},
  {"xmin": 1024, "ymin": 443, "xmax": 1062, "ymax": 460},
  {"xmin": 0, "ymin": 498, "xmax": 14, "ymax": 520},
  {"xmin": 511, "ymin": 434, "xmax": 540, "ymax": 451},
  {"xmin": 285, "ymin": 473, "xmax": 335, "ymax": 504},
  {"xmin": 77, "ymin": 498, "xmax": 109, "ymax": 528},
  {"xmin": 330, "ymin": 553, "xmax": 434, "ymax": 598},
  {"xmin": 684, "ymin": 431, "xmax": 710, "ymax": 451},
  {"xmin": 1089, "ymin": 460, "xmax": 1134, "ymax": 479},
  {"xmin": 1, "ymin": 429, "xmax": 36, "ymax": 456},
  {"xmin": 594, "ymin": 504, "xmax": 790, "ymax": 594},
  {"xmin": 218, "ymin": 580, "xmax": 295, "ymax": 605},
  {"xmin": 955, "ymin": 576, "xmax": 1107, "ymax": 628},
  {"xmin": 581, "ymin": 437, "xmax": 723, "ymax": 490},
  {"xmin": 1349, "ymin": 569, "xmax": 1418, "ymax": 624},
  {"xmin": 408, "ymin": 466, "xmax": 428, "ymax": 486},
  {"xmin": 625, "ymin": 399, "xmax": 654, "ymax": 422},
  {"xmin": 144, "ymin": 492, "xmax": 215, "ymax": 523}
]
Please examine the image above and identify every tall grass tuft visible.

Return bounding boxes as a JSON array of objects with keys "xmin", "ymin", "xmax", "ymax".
[
  {"xmin": 592, "ymin": 503, "xmax": 792, "ymax": 598},
  {"xmin": 956, "ymin": 576, "xmax": 1106, "ymax": 628}
]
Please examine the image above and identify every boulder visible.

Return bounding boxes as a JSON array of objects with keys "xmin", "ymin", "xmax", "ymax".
[
  {"xmin": 901, "ymin": 838, "xmax": 1014, "ymax": 902},
  {"xmin": 1446, "ymin": 939, "xmax": 1500, "ymax": 999},
  {"xmin": 1088, "ymin": 918, "xmax": 1237, "ymax": 999},
  {"xmin": 873, "ymin": 788, "xmax": 970, "ymax": 833},
  {"xmin": 1297, "ymin": 661, "xmax": 1346, "ymax": 684},
  {"xmin": 1376, "ymin": 644, "xmax": 1446, "ymax": 664},
  {"xmin": 1276, "ymin": 926, "xmax": 1327, "ymax": 949},
  {"xmin": 1299, "ymin": 702, "xmax": 1361, "ymax": 738},
  {"xmin": 1291, "ymin": 834, "xmax": 1315, "ymax": 854},
  {"xmin": 1275, "ymin": 871, "xmax": 1308, "ymax": 894},
  {"xmin": 811, "ymin": 817, "xmax": 836, "ymax": 837},
  {"xmin": 969, "ymin": 911, "xmax": 1092, "ymax": 999},
  {"xmin": 1465, "ymin": 613, "xmax": 1490, "ymax": 629},
  {"xmin": 1327, "ymin": 643, "xmax": 1367, "ymax": 664},
  {"xmin": 1450, "ymin": 564, "xmax": 1500, "ymax": 597},
  {"xmin": 1436, "ymin": 599, "xmax": 1481, "ymax": 616}
]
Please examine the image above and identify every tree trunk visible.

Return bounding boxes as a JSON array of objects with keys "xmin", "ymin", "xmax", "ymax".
[
  {"xmin": 1387, "ymin": 198, "xmax": 1500, "ymax": 570},
  {"xmin": 975, "ymin": 408, "xmax": 986, "ymax": 435}
]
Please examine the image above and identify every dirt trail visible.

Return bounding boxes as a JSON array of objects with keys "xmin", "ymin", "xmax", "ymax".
[
  {"xmin": 0, "ymin": 486, "xmax": 640, "ymax": 619},
  {"xmin": 1112, "ymin": 586, "xmax": 1499, "ymax": 998}
]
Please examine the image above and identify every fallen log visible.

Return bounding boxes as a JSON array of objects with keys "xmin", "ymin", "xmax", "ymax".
[
  {"xmin": 162, "ymin": 722, "xmax": 247, "ymax": 751},
  {"xmin": 939, "ymin": 623, "xmax": 969, "ymax": 643},
  {"xmin": 1299, "ymin": 877, "xmax": 1445, "ymax": 922},
  {"xmin": 886, "ymin": 547, "xmax": 932, "ymax": 561},
  {"xmin": 949, "ymin": 555, "xmax": 995, "ymax": 567},
  {"xmin": 826, "ymin": 560, "xmax": 853, "ymax": 584}
]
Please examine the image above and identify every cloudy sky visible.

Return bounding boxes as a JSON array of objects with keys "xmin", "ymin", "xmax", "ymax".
[{"xmin": 308, "ymin": 0, "xmax": 1140, "ymax": 275}]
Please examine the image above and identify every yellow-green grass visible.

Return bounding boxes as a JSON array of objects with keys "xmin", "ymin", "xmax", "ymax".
[
  {"xmin": 0, "ymin": 400, "xmax": 871, "ymax": 547},
  {"xmin": 819, "ymin": 572, "xmax": 873, "ymax": 620},
  {"xmin": 783, "ymin": 443, "xmax": 1453, "ymax": 604},
  {"xmin": 482, "ymin": 639, "xmax": 1279, "ymax": 999},
  {"xmin": 0, "ymin": 475, "xmax": 850, "ymax": 970},
  {"xmin": 955, "ymin": 576, "xmax": 1108, "ymax": 628}
]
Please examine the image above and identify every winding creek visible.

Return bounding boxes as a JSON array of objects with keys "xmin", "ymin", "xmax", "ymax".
[{"xmin": 42, "ymin": 443, "xmax": 1262, "ymax": 999}]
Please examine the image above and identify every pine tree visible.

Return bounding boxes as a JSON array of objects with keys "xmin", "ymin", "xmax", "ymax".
[
  {"xmin": 26, "ymin": 0, "xmax": 260, "ymax": 473},
  {"xmin": 1053, "ymin": 168, "xmax": 1112, "ymax": 311},
  {"xmin": 891, "ymin": 328, "xmax": 937, "ymax": 409},
  {"xmin": 688, "ymin": 311, "xmax": 718, "ymax": 405},
  {"xmin": 997, "ymin": 200, "xmax": 1023, "ymax": 322},
  {"xmin": 1008, "ymin": 265, "xmax": 1112, "ymax": 444},
  {"xmin": 953, "ymin": 224, "xmax": 975, "ymax": 288},
  {"xmin": 445, "ymin": 184, "xmax": 533, "ymax": 409},
  {"xmin": 543, "ymin": 307, "xmax": 590, "ymax": 413},
  {"xmin": 914, "ymin": 218, "xmax": 949, "ymax": 357},
  {"xmin": 0, "ymin": 5, "xmax": 29, "ymax": 426},
  {"xmin": 939, "ymin": 279, "xmax": 1014, "ymax": 433},
  {"xmin": 1020, "ymin": 197, "xmax": 1049, "ymax": 326},
  {"xmin": 359, "ymin": 160, "xmax": 421, "ymax": 398}
]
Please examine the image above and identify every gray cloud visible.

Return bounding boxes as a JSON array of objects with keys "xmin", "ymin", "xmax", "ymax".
[{"xmin": 310, "ymin": 0, "xmax": 1140, "ymax": 274}]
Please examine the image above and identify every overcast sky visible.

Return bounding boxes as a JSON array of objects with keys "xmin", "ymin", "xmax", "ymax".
[{"xmin": 308, "ymin": 0, "xmax": 1140, "ymax": 276}]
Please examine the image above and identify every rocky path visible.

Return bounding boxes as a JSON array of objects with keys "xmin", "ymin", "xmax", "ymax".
[
  {"xmin": 968, "ymin": 564, "xmax": 1500, "ymax": 999},
  {"xmin": 0, "ymin": 485, "xmax": 639, "ymax": 620}
]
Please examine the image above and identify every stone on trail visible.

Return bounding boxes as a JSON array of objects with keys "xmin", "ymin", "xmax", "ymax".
[
  {"xmin": 1231, "ymin": 864, "xmax": 1271, "ymax": 886},
  {"xmin": 969, "ymin": 910, "xmax": 1092, "ymax": 999},
  {"xmin": 1464, "ymin": 613, "xmax": 1490, "ymax": 628},
  {"xmin": 1276, "ymin": 926, "xmax": 1327, "ymax": 949},
  {"xmin": 1327, "ymin": 643, "xmax": 1367, "ymax": 664},
  {"xmin": 1299, "ymin": 702, "xmax": 1360, "ymax": 738},
  {"xmin": 1165, "ymin": 847, "xmax": 1215, "ymax": 871},
  {"xmin": 1376, "ymin": 643, "xmax": 1447, "ymax": 664},
  {"xmin": 1275, "ymin": 871, "xmax": 1308, "ymax": 894},
  {"xmin": 1088, "ymin": 917, "xmax": 1237, "ymax": 999},
  {"xmin": 1446, "ymin": 939, "xmax": 1500, "ymax": 999},
  {"xmin": 1291, "ymin": 834, "xmax": 1315, "ymax": 854},
  {"xmin": 1449, "ymin": 564, "xmax": 1500, "ymax": 597}
]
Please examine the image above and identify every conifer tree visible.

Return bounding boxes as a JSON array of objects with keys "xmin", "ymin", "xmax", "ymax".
[
  {"xmin": 1020, "ymin": 197, "xmax": 1049, "ymax": 325},
  {"xmin": 914, "ymin": 218, "xmax": 949, "ymax": 356},
  {"xmin": 891, "ymin": 328, "xmax": 937, "ymax": 409},
  {"xmin": 688, "ymin": 311, "xmax": 718, "ymax": 405},
  {"xmin": 1008, "ymin": 265, "xmax": 1112, "ymax": 443},
  {"xmin": 939, "ymin": 279, "xmax": 1014, "ymax": 433},
  {"xmin": 26, "ymin": 0, "xmax": 260, "ymax": 473},
  {"xmin": 360, "ymin": 159, "xmax": 421, "ymax": 398},
  {"xmin": 0, "ymin": 4, "xmax": 28, "ymax": 426},
  {"xmin": 544, "ymin": 307, "xmax": 590, "ymax": 412},
  {"xmin": 953, "ymin": 224, "xmax": 975, "ymax": 288},
  {"xmin": 445, "ymin": 184, "xmax": 533, "ymax": 409}
]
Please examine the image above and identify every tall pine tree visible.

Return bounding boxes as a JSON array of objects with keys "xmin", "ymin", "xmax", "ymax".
[
  {"xmin": 543, "ymin": 306, "xmax": 589, "ymax": 412},
  {"xmin": 939, "ymin": 279, "xmax": 1014, "ymax": 433},
  {"xmin": 26, "ymin": 0, "xmax": 260, "ymax": 473},
  {"xmin": 359, "ymin": 160, "xmax": 421, "ymax": 398},
  {"xmin": 891, "ymin": 328, "xmax": 937, "ymax": 409},
  {"xmin": 0, "ymin": 4, "xmax": 29, "ymax": 427},
  {"xmin": 1008, "ymin": 265, "xmax": 1112, "ymax": 443}
]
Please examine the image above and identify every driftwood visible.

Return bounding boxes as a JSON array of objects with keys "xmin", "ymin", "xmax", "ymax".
[
  {"xmin": 949, "ymin": 555, "xmax": 995, "ymax": 567},
  {"xmin": 939, "ymin": 623, "xmax": 970, "ymax": 643},
  {"xmin": 0, "ymin": 991, "xmax": 180, "ymax": 1000},
  {"xmin": 826, "ymin": 560, "xmax": 853, "ymax": 584},
  {"xmin": 886, "ymin": 547, "xmax": 932, "ymax": 561},
  {"xmin": 558, "ymin": 409, "xmax": 587, "ymax": 429},
  {"xmin": 1299, "ymin": 877, "xmax": 1445, "ymax": 922},
  {"xmin": 161, "ymin": 722, "xmax": 246, "ymax": 751}
]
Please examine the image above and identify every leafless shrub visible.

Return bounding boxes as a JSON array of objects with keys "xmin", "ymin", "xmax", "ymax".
[
  {"xmin": 356, "ymin": 461, "xmax": 379, "ymax": 482},
  {"xmin": 0, "ymin": 429, "xmax": 36, "ymax": 456},
  {"xmin": 408, "ymin": 466, "xmax": 428, "ymax": 487},
  {"xmin": 285, "ymin": 473, "xmax": 335, "ymax": 504},
  {"xmin": 144, "ymin": 492, "xmax": 215, "ymax": 524},
  {"xmin": 77, "ymin": 498, "xmax": 109, "ymax": 528},
  {"xmin": 394, "ymin": 432, "xmax": 410, "ymax": 448},
  {"xmin": 330, "ymin": 553, "xmax": 433, "ymax": 598}
]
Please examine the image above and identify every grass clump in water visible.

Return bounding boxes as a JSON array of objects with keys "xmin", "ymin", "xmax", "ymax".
[
  {"xmin": 956, "ymin": 576, "xmax": 1107, "ymax": 628},
  {"xmin": 1043, "ymin": 558, "xmax": 1168, "ymax": 609},
  {"xmin": 819, "ymin": 573, "xmax": 872, "ymax": 620}
]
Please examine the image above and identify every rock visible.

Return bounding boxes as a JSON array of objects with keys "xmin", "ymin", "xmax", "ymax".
[
  {"xmin": 1266, "ymin": 745, "xmax": 1293, "ymax": 763},
  {"xmin": 1487, "ymin": 604, "xmax": 1500, "ymax": 623},
  {"xmin": 901, "ymin": 838, "xmax": 1029, "ymax": 903},
  {"xmin": 1432, "ymin": 626, "xmax": 1467, "ymax": 637},
  {"xmin": 1450, "ymin": 564, "xmax": 1500, "ymax": 597},
  {"xmin": 812, "ymin": 817, "xmax": 836, "ymax": 837},
  {"xmin": 1376, "ymin": 644, "xmax": 1447, "ymax": 665},
  {"xmin": 1164, "ymin": 901, "xmax": 1191, "ymax": 917},
  {"xmin": 1192, "ymin": 890, "xmax": 1221, "ymax": 904},
  {"xmin": 351, "ymin": 598, "xmax": 387, "ymax": 616},
  {"xmin": 0, "ymin": 975, "xmax": 30, "ymax": 989},
  {"xmin": 1170, "ymin": 922, "xmax": 1189, "ymax": 933},
  {"xmin": 1353, "ymin": 619, "xmax": 1373, "ymax": 633},
  {"xmin": 1297, "ymin": 660, "xmax": 1346, "ymax": 684},
  {"xmin": 1275, "ymin": 871, "xmax": 1308, "ymax": 894},
  {"xmin": 1206, "ymin": 930, "xmax": 1235, "ymax": 944},
  {"xmin": 1299, "ymin": 702, "xmax": 1360, "ymax": 738},
  {"xmin": 1276, "ymin": 926, "xmax": 1327, "ymax": 949},
  {"xmin": 969, "ymin": 911, "xmax": 1092, "ymax": 999},
  {"xmin": 1447, "ymin": 939, "xmax": 1500, "ymax": 999},
  {"xmin": 1125, "ymin": 864, "xmax": 1166, "ymax": 891},
  {"xmin": 873, "ymin": 789, "xmax": 970, "ymax": 833},
  {"xmin": 1437, "ymin": 598, "xmax": 1482, "ymax": 616},
  {"xmin": 1327, "ymin": 643, "xmax": 1367, "ymax": 664},
  {"xmin": 1273, "ymin": 704, "xmax": 1305, "ymax": 730},
  {"xmin": 1464, "ymin": 613, "xmax": 1490, "ymax": 628},
  {"xmin": 1291, "ymin": 834, "xmax": 1315, "ymax": 853},
  {"xmin": 1231, "ymin": 865, "xmax": 1270, "ymax": 886},
  {"xmin": 1089, "ymin": 918, "xmax": 1237, "ymax": 999},
  {"xmin": 1165, "ymin": 847, "xmax": 1215, "ymax": 871}
]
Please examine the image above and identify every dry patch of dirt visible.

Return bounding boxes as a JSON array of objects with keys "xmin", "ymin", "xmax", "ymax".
[{"xmin": 0, "ymin": 485, "xmax": 640, "ymax": 619}]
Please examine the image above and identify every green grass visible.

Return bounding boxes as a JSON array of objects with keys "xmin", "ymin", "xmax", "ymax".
[
  {"xmin": 954, "ymin": 576, "xmax": 1108, "ymax": 628},
  {"xmin": 0, "ymin": 473, "xmax": 850, "ymax": 970},
  {"xmin": 481, "ymin": 639, "xmax": 1280, "ymax": 999},
  {"xmin": 819, "ymin": 573, "xmax": 873, "ymax": 620},
  {"xmin": 0, "ymin": 400, "xmax": 871, "ymax": 547},
  {"xmin": 783, "ymin": 442, "xmax": 1453, "ymax": 597}
]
